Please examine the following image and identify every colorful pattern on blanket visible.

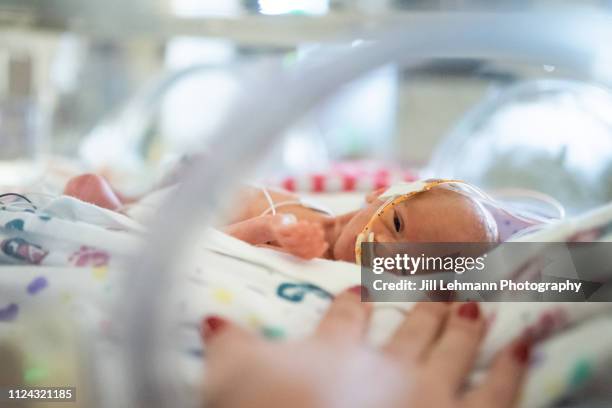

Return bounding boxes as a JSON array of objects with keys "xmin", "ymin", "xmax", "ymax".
[{"xmin": 0, "ymin": 194, "xmax": 611, "ymax": 408}]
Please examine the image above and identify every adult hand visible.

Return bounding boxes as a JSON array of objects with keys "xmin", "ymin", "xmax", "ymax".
[{"xmin": 201, "ymin": 289, "xmax": 531, "ymax": 408}]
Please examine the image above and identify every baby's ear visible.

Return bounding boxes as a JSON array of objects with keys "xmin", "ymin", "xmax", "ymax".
[{"xmin": 366, "ymin": 187, "xmax": 387, "ymax": 203}]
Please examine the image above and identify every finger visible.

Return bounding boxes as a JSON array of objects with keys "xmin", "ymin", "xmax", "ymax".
[
  {"xmin": 463, "ymin": 337, "xmax": 532, "ymax": 408},
  {"xmin": 383, "ymin": 302, "xmax": 450, "ymax": 364},
  {"xmin": 201, "ymin": 316, "xmax": 265, "ymax": 405},
  {"xmin": 423, "ymin": 302, "xmax": 486, "ymax": 392},
  {"xmin": 366, "ymin": 187, "xmax": 386, "ymax": 203},
  {"xmin": 315, "ymin": 286, "xmax": 372, "ymax": 343},
  {"xmin": 201, "ymin": 315, "xmax": 264, "ymax": 385},
  {"xmin": 201, "ymin": 315, "xmax": 259, "ymax": 351}
]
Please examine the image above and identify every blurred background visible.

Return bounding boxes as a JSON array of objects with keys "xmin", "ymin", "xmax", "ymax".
[{"xmin": 2, "ymin": 0, "xmax": 612, "ymax": 211}]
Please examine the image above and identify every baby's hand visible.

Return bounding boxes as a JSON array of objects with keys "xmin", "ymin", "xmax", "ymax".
[{"xmin": 271, "ymin": 215, "xmax": 329, "ymax": 260}]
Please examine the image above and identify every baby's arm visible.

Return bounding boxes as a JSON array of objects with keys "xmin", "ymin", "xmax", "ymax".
[
  {"xmin": 224, "ymin": 214, "xmax": 328, "ymax": 260},
  {"xmin": 223, "ymin": 216, "xmax": 278, "ymax": 245},
  {"xmin": 65, "ymin": 174, "xmax": 328, "ymax": 260}
]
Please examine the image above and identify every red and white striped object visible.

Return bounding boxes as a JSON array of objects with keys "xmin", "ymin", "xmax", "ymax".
[{"xmin": 272, "ymin": 162, "xmax": 419, "ymax": 193}]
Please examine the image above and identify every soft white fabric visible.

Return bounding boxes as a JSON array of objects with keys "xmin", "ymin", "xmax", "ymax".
[{"xmin": 1, "ymin": 194, "xmax": 612, "ymax": 407}]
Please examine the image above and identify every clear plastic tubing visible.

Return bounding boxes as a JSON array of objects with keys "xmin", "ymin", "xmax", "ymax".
[{"xmin": 118, "ymin": 12, "xmax": 612, "ymax": 408}]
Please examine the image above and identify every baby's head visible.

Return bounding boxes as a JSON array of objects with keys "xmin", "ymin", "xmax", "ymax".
[{"xmin": 332, "ymin": 181, "xmax": 498, "ymax": 263}]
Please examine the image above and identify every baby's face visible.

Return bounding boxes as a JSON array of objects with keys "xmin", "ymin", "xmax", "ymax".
[{"xmin": 332, "ymin": 187, "xmax": 498, "ymax": 263}]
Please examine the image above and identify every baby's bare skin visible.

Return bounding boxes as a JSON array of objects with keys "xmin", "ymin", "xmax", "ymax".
[{"xmin": 64, "ymin": 174, "xmax": 497, "ymax": 262}]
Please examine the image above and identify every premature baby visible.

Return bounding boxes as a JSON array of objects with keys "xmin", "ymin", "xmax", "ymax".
[{"xmin": 64, "ymin": 174, "xmax": 498, "ymax": 263}]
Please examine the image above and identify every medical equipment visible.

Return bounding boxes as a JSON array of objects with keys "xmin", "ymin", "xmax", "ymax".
[
  {"xmin": 353, "ymin": 178, "xmax": 563, "ymax": 264},
  {"xmin": 354, "ymin": 179, "xmax": 462, "ymax": 264},
  {"xmin": 0, "ymin": 46, "xmax": 49, "ymax": 186},
  {"xmin": 115, "ymin": 12, "xmax": 612, "ymax": 408},
  {"xmin": 428, "ymin": 80, "xmax": 612, "ymax": 214}
]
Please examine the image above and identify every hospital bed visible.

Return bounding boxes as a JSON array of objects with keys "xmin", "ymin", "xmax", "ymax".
[{"xmin": 2, "ymin": 9, "xmax": 612, "ymax": 408}]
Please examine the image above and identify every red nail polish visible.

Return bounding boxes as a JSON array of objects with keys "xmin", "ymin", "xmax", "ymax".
[
  {"xmin": 513, "ymin": 339, "xmax": 532, "ymax": 364},
  {"xmin": 201, "ymin": 316, "xmax": 226, "ymax": 340},
  {"xmin": 347, "ymin": 285, "xmax": 368, "ymax": 299},
  {"xmin": 457, "ymin": 302, "xmax": 480, "ymax": 320}
]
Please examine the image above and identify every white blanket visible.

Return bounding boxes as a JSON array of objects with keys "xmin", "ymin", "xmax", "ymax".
[{"xmin": 1, "ymin": 194, "xmax": 612, "ymax": 407}]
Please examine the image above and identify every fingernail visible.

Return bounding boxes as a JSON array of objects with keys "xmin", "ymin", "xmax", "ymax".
[
  {"xmin": 201, "ymin": 315, "xmax": 227, "ymax": 340},
  {"xmin": 347, "ymin": 285, "xmax": 368, "ymax": 299},
  {"xmin": 457, "ymin": 302, "xmax": 480, "ymax": 320},
  {"xmin": 513, "ymin": 338, "xmax": 532, "ymax": 364}
]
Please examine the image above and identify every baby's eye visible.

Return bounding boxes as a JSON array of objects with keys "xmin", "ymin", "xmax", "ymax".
[{"xmin": 393, "ymin": 211, "xmax": 402, "ymax": 233}]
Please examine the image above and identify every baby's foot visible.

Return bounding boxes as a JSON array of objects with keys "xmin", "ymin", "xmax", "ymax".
[
  {"xmin": 272, "ymin": 217, "xmax": 329, "ymax": 260},
  {"xmin": 64, "ymin": 174, "xmax": 122, "ymax": 210}
]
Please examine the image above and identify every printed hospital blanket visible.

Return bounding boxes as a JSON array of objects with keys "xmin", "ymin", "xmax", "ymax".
[{"xmin": 1, "ymin": 193, "xmax": 612, "ymax": 407}]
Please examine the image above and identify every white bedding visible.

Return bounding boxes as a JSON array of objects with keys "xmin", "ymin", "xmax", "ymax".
[{"xmin": 1, "ymin": 191, "xmax": 612, "ymax": 407}]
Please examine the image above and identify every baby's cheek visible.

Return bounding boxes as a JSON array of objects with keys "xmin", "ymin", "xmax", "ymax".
[{"xmin": 375, "ymin": 233, "xmax": 396, "ymax": 243}]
